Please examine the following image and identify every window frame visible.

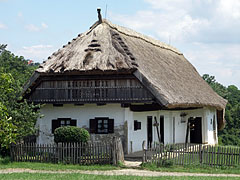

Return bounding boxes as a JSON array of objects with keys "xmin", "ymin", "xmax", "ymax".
[
  {"xmin": 134, "ymin": 120, "xmax": 141, "ymax": 131},
  {"xmin": 52, "ymin": 118, "xmax": 77, "ymax": 134},
  {"xmin": 90, "ymin": 117, "xmax": 114, "ymax": 134}
]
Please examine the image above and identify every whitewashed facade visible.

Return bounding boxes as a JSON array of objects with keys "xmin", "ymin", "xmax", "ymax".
[
  {"xmin": 36, "ymin": 104, "xmax": 218, "ymax": 154},
  {"xmin": 26, "ymin": 17, "xmax": 225, "ymax": 155}
]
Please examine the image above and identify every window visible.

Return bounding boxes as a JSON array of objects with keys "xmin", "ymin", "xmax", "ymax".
[
  {"xmin": 52, "ymin": 118, "xmax": 77, "ymax": 134},
  {"xmin": 90, "ymin": 117, "xmax": 114, "ymax": 134},
  {"xmin": 134, "ymin": 120, "xmax": 141, "ymax": 131}
]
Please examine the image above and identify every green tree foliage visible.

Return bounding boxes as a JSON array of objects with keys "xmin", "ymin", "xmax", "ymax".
[
  {"xmin": 203, "ymin": 74, "xmax": 240, "ymax": 146},
  {"xmin": 0, "ymin": 74, "xmax": 17, "ymax": 149},
  {"xmin": 0, "ymin": 44, "xmax": 37, "ymax": 85},
  {"xmin": 0, "ymin": 44, "xmax": 40, "ymax": 154}
]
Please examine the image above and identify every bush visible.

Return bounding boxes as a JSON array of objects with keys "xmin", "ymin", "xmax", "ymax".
[
  {"xmin": 54, "ymin": 126, "xmax": 90, "ymax": 143},
  {"xmin": 0, "ymin": 146, "xmax": 10, "ymax": 157}
]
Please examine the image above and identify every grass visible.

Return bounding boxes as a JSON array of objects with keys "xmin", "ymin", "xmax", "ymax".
[
  {"xmin": 1, "ymin": 156, "xmax": 240, "ymax": 177},
  {"xmin": 0, "ymin": 156, "xmax": 118, "ymax": 171},
  {"xmin": 141, "ymin": 162, "xmax": 240, "ymax": 175},
  {"xmin": 0, "ymin": 173, "xmax": 239, "ymax": 180}
]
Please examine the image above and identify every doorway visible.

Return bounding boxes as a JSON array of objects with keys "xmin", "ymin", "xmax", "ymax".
[
  {"xmin": 160, "ymin": 116, "xmax": 164, "ymax": 144},
  {"xmin": 147, "ymin": 116, "xmax": 153, "ymax": 148},
  {"xmin": 190, "ymin": 117, "xmax": 202, "ymax": 143}
]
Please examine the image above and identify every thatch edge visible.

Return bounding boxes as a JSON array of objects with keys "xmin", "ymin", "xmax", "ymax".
[
  {"xmin": 134, "ymin": 69, "xmax": 227, "ymax": 110},
  {"xmin": 22, "ymin": 72, "xmax": 40, "ymax": 94},
  {"xmin": 133, "ymin": 70, "xmax": 168, "ymax": 106}
]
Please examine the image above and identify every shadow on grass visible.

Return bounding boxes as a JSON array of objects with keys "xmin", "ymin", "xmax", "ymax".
[{"xmin": 0, "ymin": 156, "xmax": 11, "ymax": 165}]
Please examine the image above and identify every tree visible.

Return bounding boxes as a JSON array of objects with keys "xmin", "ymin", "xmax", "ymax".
[
  {"xmin": 0, "ymin": 73, "xmax": 17, "ymax": 149},
  {"xmin": 0, "ymin": 45, "xmax": 40, "ymax": 155},
  {"xmin": 203, "ymin": 74, "xmax": 240, "ymax": 146},
  {"xmin": 0, "ymin": 44, "xmax": 37, "ymax": 86}
]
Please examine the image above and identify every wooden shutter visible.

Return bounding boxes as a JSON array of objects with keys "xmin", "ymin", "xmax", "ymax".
[
  {"xmin": 134, "ymin": 120, "xmax": 137, "ymax": 131},
  {"xmin": 134, "ymin": 120, "xmax": 141, "ymax": 131},
  {"xmin": 90, "ymin": 119, "xmax": 97, "ymax": 133},
  {"xmin": 52, "ymin": 119, "xmax": 59, "ymax": 134},
  {"xmin": 137, "ymin": 122, "xmax": 141, "ymax": 130},
  {"xmin": 108, "ymin": 119, "xmax": 114, "ymax": 133},
  {"xmin": 70, "ymin": 119, "xmax": 77, "ymax": 126}
]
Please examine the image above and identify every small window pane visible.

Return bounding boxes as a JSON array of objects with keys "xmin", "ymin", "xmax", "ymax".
[
  {"xmin": 66, "ymin": 120, "xmax": 70, "ymax": 125},
  {"xmin": 61, "ymin": 120, "xmax": 65, "ymax": 125}
]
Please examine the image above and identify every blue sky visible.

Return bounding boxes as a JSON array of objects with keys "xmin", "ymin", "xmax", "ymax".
[{"xmin": 0, "ymin": 0, "xmax": 240, "ymax": 88}]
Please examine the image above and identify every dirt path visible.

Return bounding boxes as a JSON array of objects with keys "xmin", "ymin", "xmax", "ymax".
[{"xmin": 0, "ymin": 168, "xmax": 240, "ymax": 177}]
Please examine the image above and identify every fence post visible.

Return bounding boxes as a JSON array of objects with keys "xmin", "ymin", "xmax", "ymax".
[
  {"xmin": 142, "ymin": 140, "xmax": 147, "ymax": 163},
  {"xmin": 199, "ymin": 144, "xmax": 202, "ymax": 164},
  {"xmin": 10, "ymin": 143, "xmax": 15, "ymax": 162},
  {"xmin": 112, "ymin": 136, "xmax": 124, "ymax": 165},
  {"xmin": 112, "ymin": 137, "xmax": 116, "ymax": 165}
]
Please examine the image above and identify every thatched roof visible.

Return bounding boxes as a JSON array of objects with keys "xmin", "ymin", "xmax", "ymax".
[{"xmin": 36, "ymin": 19, "xmax": 227, "ymax": 112}]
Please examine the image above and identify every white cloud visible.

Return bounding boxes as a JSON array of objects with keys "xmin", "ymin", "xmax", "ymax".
[
  {"xmin": 17, "ymin": 12, "xmax": 23, "ymax": 18},
  {"xmin": 0, "ymin": 22, "xmax": 7, "ymax": 29},
  {"xmin": 25, "ymin": 24, "xmax": 40, "ymax": 32},
  {"xmin": 25, "ymin": 22, "xmax": 48, "ymax": 32},
  {"xmin": 184, "ymin": 43, "xmax": 240, "ymax": 87},
  {"xmin": 16, "ymin": 45, "xmax": 55, "ymax": 62},
  {"xmin": 217, "ymin": 0, "xmax": 240, "ymax": 19},
  {"xmin": 144, "ymin": 0, "xmax": 192, "ymax": 11},
  {"xmin": 111, "ymin": 8, "xmax": 209, "ymax": 44},
  {"xmin": 41, "ymin": 22, "xmax": 48, "ymax": 29}
]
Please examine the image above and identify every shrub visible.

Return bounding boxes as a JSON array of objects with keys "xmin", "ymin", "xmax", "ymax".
[{"xmin": 54, "ymin": 126, "xmax": 90, "ymax": 143}]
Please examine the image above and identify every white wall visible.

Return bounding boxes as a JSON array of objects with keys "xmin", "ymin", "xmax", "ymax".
[
  {"xmin": 128, "ymin": 107, "xmax": 218, "ymax": 153},
  {"xmin": 36, "ymin": 104, "xmax": 126, "ymax": 144},
  {"xmin": 37, "ymin": 104, "xmax": 218, "ymax": 153},
  {"xmin": 204, "ymin": 108, "xmax": 218, "ymax": 144},
  {"xmin": 129, "ymin": 111, "xmax": 157, "ymax": 152}
]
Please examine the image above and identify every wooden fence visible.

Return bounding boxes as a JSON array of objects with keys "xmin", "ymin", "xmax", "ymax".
[
  {"xmin": 144, "ymin": 143, "xmax": 240, "ymax": 167},
  {"xmin": 10, "ymin": 138, "xmax": 124, "ymax": 165}
]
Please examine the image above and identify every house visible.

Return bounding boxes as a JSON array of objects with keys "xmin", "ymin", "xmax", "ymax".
[{"xmin": 23, "ymin": 9, "xmax": 227, "ymax": 154}]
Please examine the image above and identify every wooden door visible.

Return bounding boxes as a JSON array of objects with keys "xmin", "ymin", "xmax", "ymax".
[
  {"xmin": 147, "ymin": 116, "xmax": 153, "ymax": 148},
  {"xmin": 160, "ymin": 116, "xmax": 164, "ymax": 144},
  {"xmin": 190, "ymin": 117, "xmax": 202, "ymax": 143}
]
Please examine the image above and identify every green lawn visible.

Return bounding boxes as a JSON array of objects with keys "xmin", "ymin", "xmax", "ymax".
[
  {"xmin": 141, "ymin": 163, "xmax": 240, "ymax": 175},
  {"xmin": 1, "ymin": 156, "xmax": 240, "ymax": 176},
  {"xmin": 0, "ymin": 173, "xmax": 239, "ymax": 180},
  {"xmin": 0, "ymin": 157, "xmax": 118, "ymax": 171}
]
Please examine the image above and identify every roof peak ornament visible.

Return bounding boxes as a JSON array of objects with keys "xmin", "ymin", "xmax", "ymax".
[{"xmin": 97, "ymin": 8, "xmax": 102, "ymax": 23}]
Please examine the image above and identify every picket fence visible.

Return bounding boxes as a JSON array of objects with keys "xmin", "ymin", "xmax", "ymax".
[
  {"xmin": 144, "ymin": 143, "xmax": 240, "ymax": 167},
  {"xmin": 10, "ymin": 137, "xmax": 124, "ymax": 165}
]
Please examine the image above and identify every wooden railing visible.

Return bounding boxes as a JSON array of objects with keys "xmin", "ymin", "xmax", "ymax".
[
  {"xmin": 10, "ymin": 138, "xmax": 124, "ymax": 165},
  {"xmin": 144, "ymin": 143, "xmax": 240, "ymax": 167},
  {"xmin": 29, "ymin": 87, "xmax": 153, "ymax": 103}
]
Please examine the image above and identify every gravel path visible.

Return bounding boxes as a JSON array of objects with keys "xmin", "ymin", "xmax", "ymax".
[{"xmin": 1, "ymin": 168, "xmax": 240, "ymax": 177}]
